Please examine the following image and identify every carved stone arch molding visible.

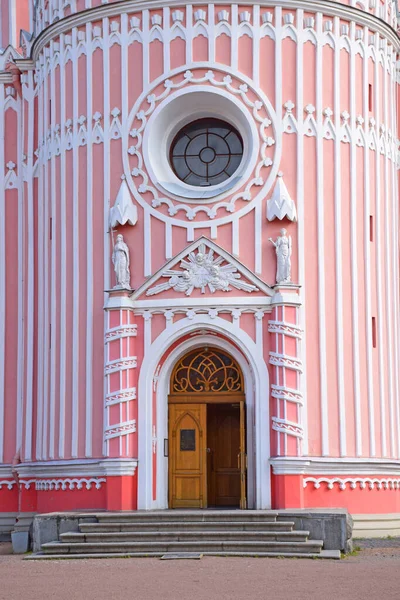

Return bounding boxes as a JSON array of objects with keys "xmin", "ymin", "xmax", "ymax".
[
  {"xmin": 137, "ymin": 318, "xmax": 271, "ymax": 510},
  {"xmin": 123, "ymin": 64, "xmax": 282, "ymax": 228}
]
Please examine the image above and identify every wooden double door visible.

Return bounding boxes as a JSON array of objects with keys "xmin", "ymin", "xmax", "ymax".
[{"xmin": 168, "ymin": 397, "xmax": 247, "ymax": 509}]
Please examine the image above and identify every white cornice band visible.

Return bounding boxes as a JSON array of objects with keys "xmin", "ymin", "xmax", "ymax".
[
  {"xmin": 30, "ymin": 0, "xmax": 400, "ymax": 62},
  {"xmin": 15, "ymin": 458, "xmax": 138, "ymax": 478},
  {"xmin": 271, "ymin": 456, "xmax": 400, "ymax": 475}
]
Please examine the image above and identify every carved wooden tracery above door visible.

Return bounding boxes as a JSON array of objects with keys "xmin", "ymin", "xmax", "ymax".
[{"xmin": 170, "ymin": 348, "xmax": 244, "ymax": 395}]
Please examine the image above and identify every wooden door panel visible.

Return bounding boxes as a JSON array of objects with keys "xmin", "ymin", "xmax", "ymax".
[
  {"xmin": 207, "ymin": 404, "xmax": 241, "ymax": 507},
  {"xmin": 168, "ymin": 403, "xmax": 207, "ymax": 508}
]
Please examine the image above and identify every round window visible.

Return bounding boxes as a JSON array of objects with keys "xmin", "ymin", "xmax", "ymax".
[{"xmin": 170, "ymin": 118, "xmax": 243, "ymax": 187}]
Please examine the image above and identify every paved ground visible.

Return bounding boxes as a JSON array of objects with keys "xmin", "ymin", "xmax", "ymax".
[{"xmin": 0, "ymin": 540, "xmax": 399, "ymax": 600}]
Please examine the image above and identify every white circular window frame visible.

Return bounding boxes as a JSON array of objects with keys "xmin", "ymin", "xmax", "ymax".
[{"xmin": 142, "ymin": 86, "xmax": 259, "ymax": 203}]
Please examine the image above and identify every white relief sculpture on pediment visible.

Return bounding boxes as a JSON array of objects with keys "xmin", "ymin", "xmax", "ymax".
[{"xmin": 147, "ymin": 243, "xmax": 259, "ymax": 296}]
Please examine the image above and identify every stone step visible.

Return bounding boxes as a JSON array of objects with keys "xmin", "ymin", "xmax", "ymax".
[
  {"xmin": 41, "ymin": 539, "xmax": 324, "ymax": 555},
  {"xmin": 79, "ymin": 520, "xmax": 296, "ymax": 534},
  {"xmin": 96, "ymin": 510, "xmax": 280, "ymax": 524},
  {"xmin": 26, "ymin": 549, "xmax": 341, "ymax": 560},
  {"xmin": 61, "ymin": 530, "xmax": 309, "ymax": 543}
]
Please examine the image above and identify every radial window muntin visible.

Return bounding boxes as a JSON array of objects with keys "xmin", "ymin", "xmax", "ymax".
[{"xmin": 170, "ymin": 118, "xmax": 244, "ymax": 187}]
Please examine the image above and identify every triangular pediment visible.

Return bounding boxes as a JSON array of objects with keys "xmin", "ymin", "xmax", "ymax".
[{"xmin": 131, "ymin": 237, "xmax": 274, "ymax": 301}]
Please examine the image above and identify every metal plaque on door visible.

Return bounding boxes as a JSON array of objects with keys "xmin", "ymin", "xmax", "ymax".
[{"xmin": 180, "ymin": 429, "xmax": 196, "ymax": 451}]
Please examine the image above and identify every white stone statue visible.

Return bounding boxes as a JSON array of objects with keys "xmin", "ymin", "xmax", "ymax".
[
  {"xmin": 269, "ymin": 228, "xmax": 292, "ymax": 284},
  {"xmin": 112, "ymin": 233, "xmax": 131, "ymax": 289}
]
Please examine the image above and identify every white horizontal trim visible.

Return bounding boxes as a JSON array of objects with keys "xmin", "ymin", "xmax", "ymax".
[
  {"xmin": 105, "ymin": 357, "xmax": 137, "ymax": 374},
  {"xmin": 271, "ymin": 385, "xmax": 303, "ymax": 405},
  {"xmin": 271, "ymin": 457, "xmax": 400, "ymax": 475},
  {"xmin": 105, "ymin": 388, "xmax": 137, "ymax": 406},
  {"xmin": 106, "ymin": 295, "xmax": 272, "ymax": 310},
  {"xmin": 0, "ymin": 465, "xmax": 13, "ymax": 479},
  {"xmin": 16, "ymin": 458, "xmax": 138, "ymax": 478},
  {"xmin": 105, "ymin": 325, "xmax": 138, "ymax": 341},
  {"xmin": 104, "ymin": 420, "xmax": 137, "ymax": 440},
  {"xmin": 271, "ymin": 291, "xmax": 302, "ymax": 307},
  {"xmin": 30, "ymin": 0, "xmax": 400, "ymax": 62},
  {"xmin": 269, "ymin": 352, "xmax": 303, "ymax": 372},
  {"xmin": 268, "ymin": 321, "xmax": 303, "ymax": 338}
]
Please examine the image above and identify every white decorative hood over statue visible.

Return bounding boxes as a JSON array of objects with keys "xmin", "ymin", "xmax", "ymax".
[
  {"xmin": 267, "ymin": 173, "xmax": 297, "ymax": 222},
  {"xmin": 109, "ymin": 178, "xmax": 138, "ymax": 228}
]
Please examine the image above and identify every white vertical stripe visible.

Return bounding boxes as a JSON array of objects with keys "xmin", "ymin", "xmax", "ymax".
[
  {"xmin": 85, "ymin": 22, "xmax": 93, "ymax": 458},
  {"xmin": 254, "ymin": 203, "xmax": 262, "ymax": 274},
  {"xmin": 208, "ymin": 4, "xmax": 215, "ymax": 63},
  {"xmin": 275, "ymin": 7, "xmax": 282, "ymax": 124},
  {"xmin": 363, "ymin": 26, "xmax": 375, "ymax": 457},
  {"xmin": 163, "ymin": 7, "xmax": 170, "ymax": 74},
  {"xmin": 144, "ymin": 211, "xmax": 151, "ymax": 276},
  {"xmin": 142, "ymin": 10, "xmax": 150, "ymax": 88},
  {"xmin": 232, "ymin": 218, "xmax": 239, "ymax": 256},
  {"xmin": 375, "ymin": 37, "xmax": 386, "ymax": 457},
  {"xmin": 103, "ymin": 18, "xmax": 111, "ymax": 458},
  {"xmin": 25, "ymin": 72, "xmax": 35, "ymax": 461},
  {"xmin": 59, "ymin": 35, "xmax": 67, "ymax": 458},
  {"xmin": 16, "ymin": 89, "xmax": 23, "ymax": 453},
  {"xmin": 349, "ymin": 22, "xmax": 362, "ymax": 456},
  {"xmin": 71, "ymin": 27, "xmax": 80, "ymax": 458},
  {"xmin": 334, "ymin": 16, "xmax": 346, "ymax": 456},
  {"xmin": 383, "ymin": 42, "xmax": 395, "ymax": 457},
  {"xmin": 252, "ymin": 5, "xmax": 260, "ymax": 86},
  {"xmin": 49, "ymin": 40, "xmax": 57, "ymax": 459},
  {"xmin": 36, "ymin": 79, "xmax": 44, "ymax": 460},
  {"xmin": 43, "ymin": 63, "xmax": 50, "ymax": 459},
  {"xmin": 36, "ymin": 77, "xmax": 44, "ymax": 460},
  {"xmin": 296, "ymin": 8, "xmax": 308, "ymax": 455},
  {"xmin": 8, "ymin": 0, "xmax": 17, "ymax": 48},
  {"xmin": 0, "ymin": 86, "xmax": 5, "ymax": 462},
  {"xmin": 144, "ymin": 313, "xmax": 152, "ymax": 353},
  {"xmin": 316, "ymin": 13, "xmax": 328, "ymax": 456},
  {"xmin": 185, "ymin": 4, "xmax": 193, "ymax": 64},
  {"xmin": 390, "ymin": 53, "xmax": 400, "ymax": 458},
  {"xmin": 165, "ymin": 222, "xmax": 172, "ymax": 259},
  {"xmin": 231, "ymin": 5, "xmax": 238, "ymax": 71}
]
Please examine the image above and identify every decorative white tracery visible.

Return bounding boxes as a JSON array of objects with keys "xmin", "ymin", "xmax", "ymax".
[{"xmin": 125, "ymin": 67, "xmax": 278, "ymax": 221}]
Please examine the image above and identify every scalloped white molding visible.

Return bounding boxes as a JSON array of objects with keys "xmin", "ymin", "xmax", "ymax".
[
  {"xmin": 0, "ymin": 480, "xmax": 15, "ymax": 490},
  {"xmin": 35, "ymin": 477, "xmax": 106, "ymax": 491},
  {"xmin": 304, "ymin": 477, "xmax": 400, "ymax": 490}
]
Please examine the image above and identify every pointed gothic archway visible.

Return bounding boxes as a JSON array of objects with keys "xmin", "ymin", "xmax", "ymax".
[
  {"xmin": 137, "ymin": 316, "xmax": 271, "ymax": 511},
  {"xmin": 168, "ymin": 348, "xmax": 247, "ymax": 509}
]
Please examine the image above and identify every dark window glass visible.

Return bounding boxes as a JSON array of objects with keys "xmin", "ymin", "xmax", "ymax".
[{"xmin": 170, "ymin": 118, "xmax": 243, "ymax": 187}]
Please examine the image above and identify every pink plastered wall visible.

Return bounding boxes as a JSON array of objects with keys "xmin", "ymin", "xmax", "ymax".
[{"xmin": 1, "ymin": 2, "xmax": 400, "ymax": 484}]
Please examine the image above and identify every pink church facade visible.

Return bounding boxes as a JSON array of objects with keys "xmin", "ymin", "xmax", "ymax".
[{"xmin": 1, "ymin": 0, "xmax": 400, "ymax": 534}]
